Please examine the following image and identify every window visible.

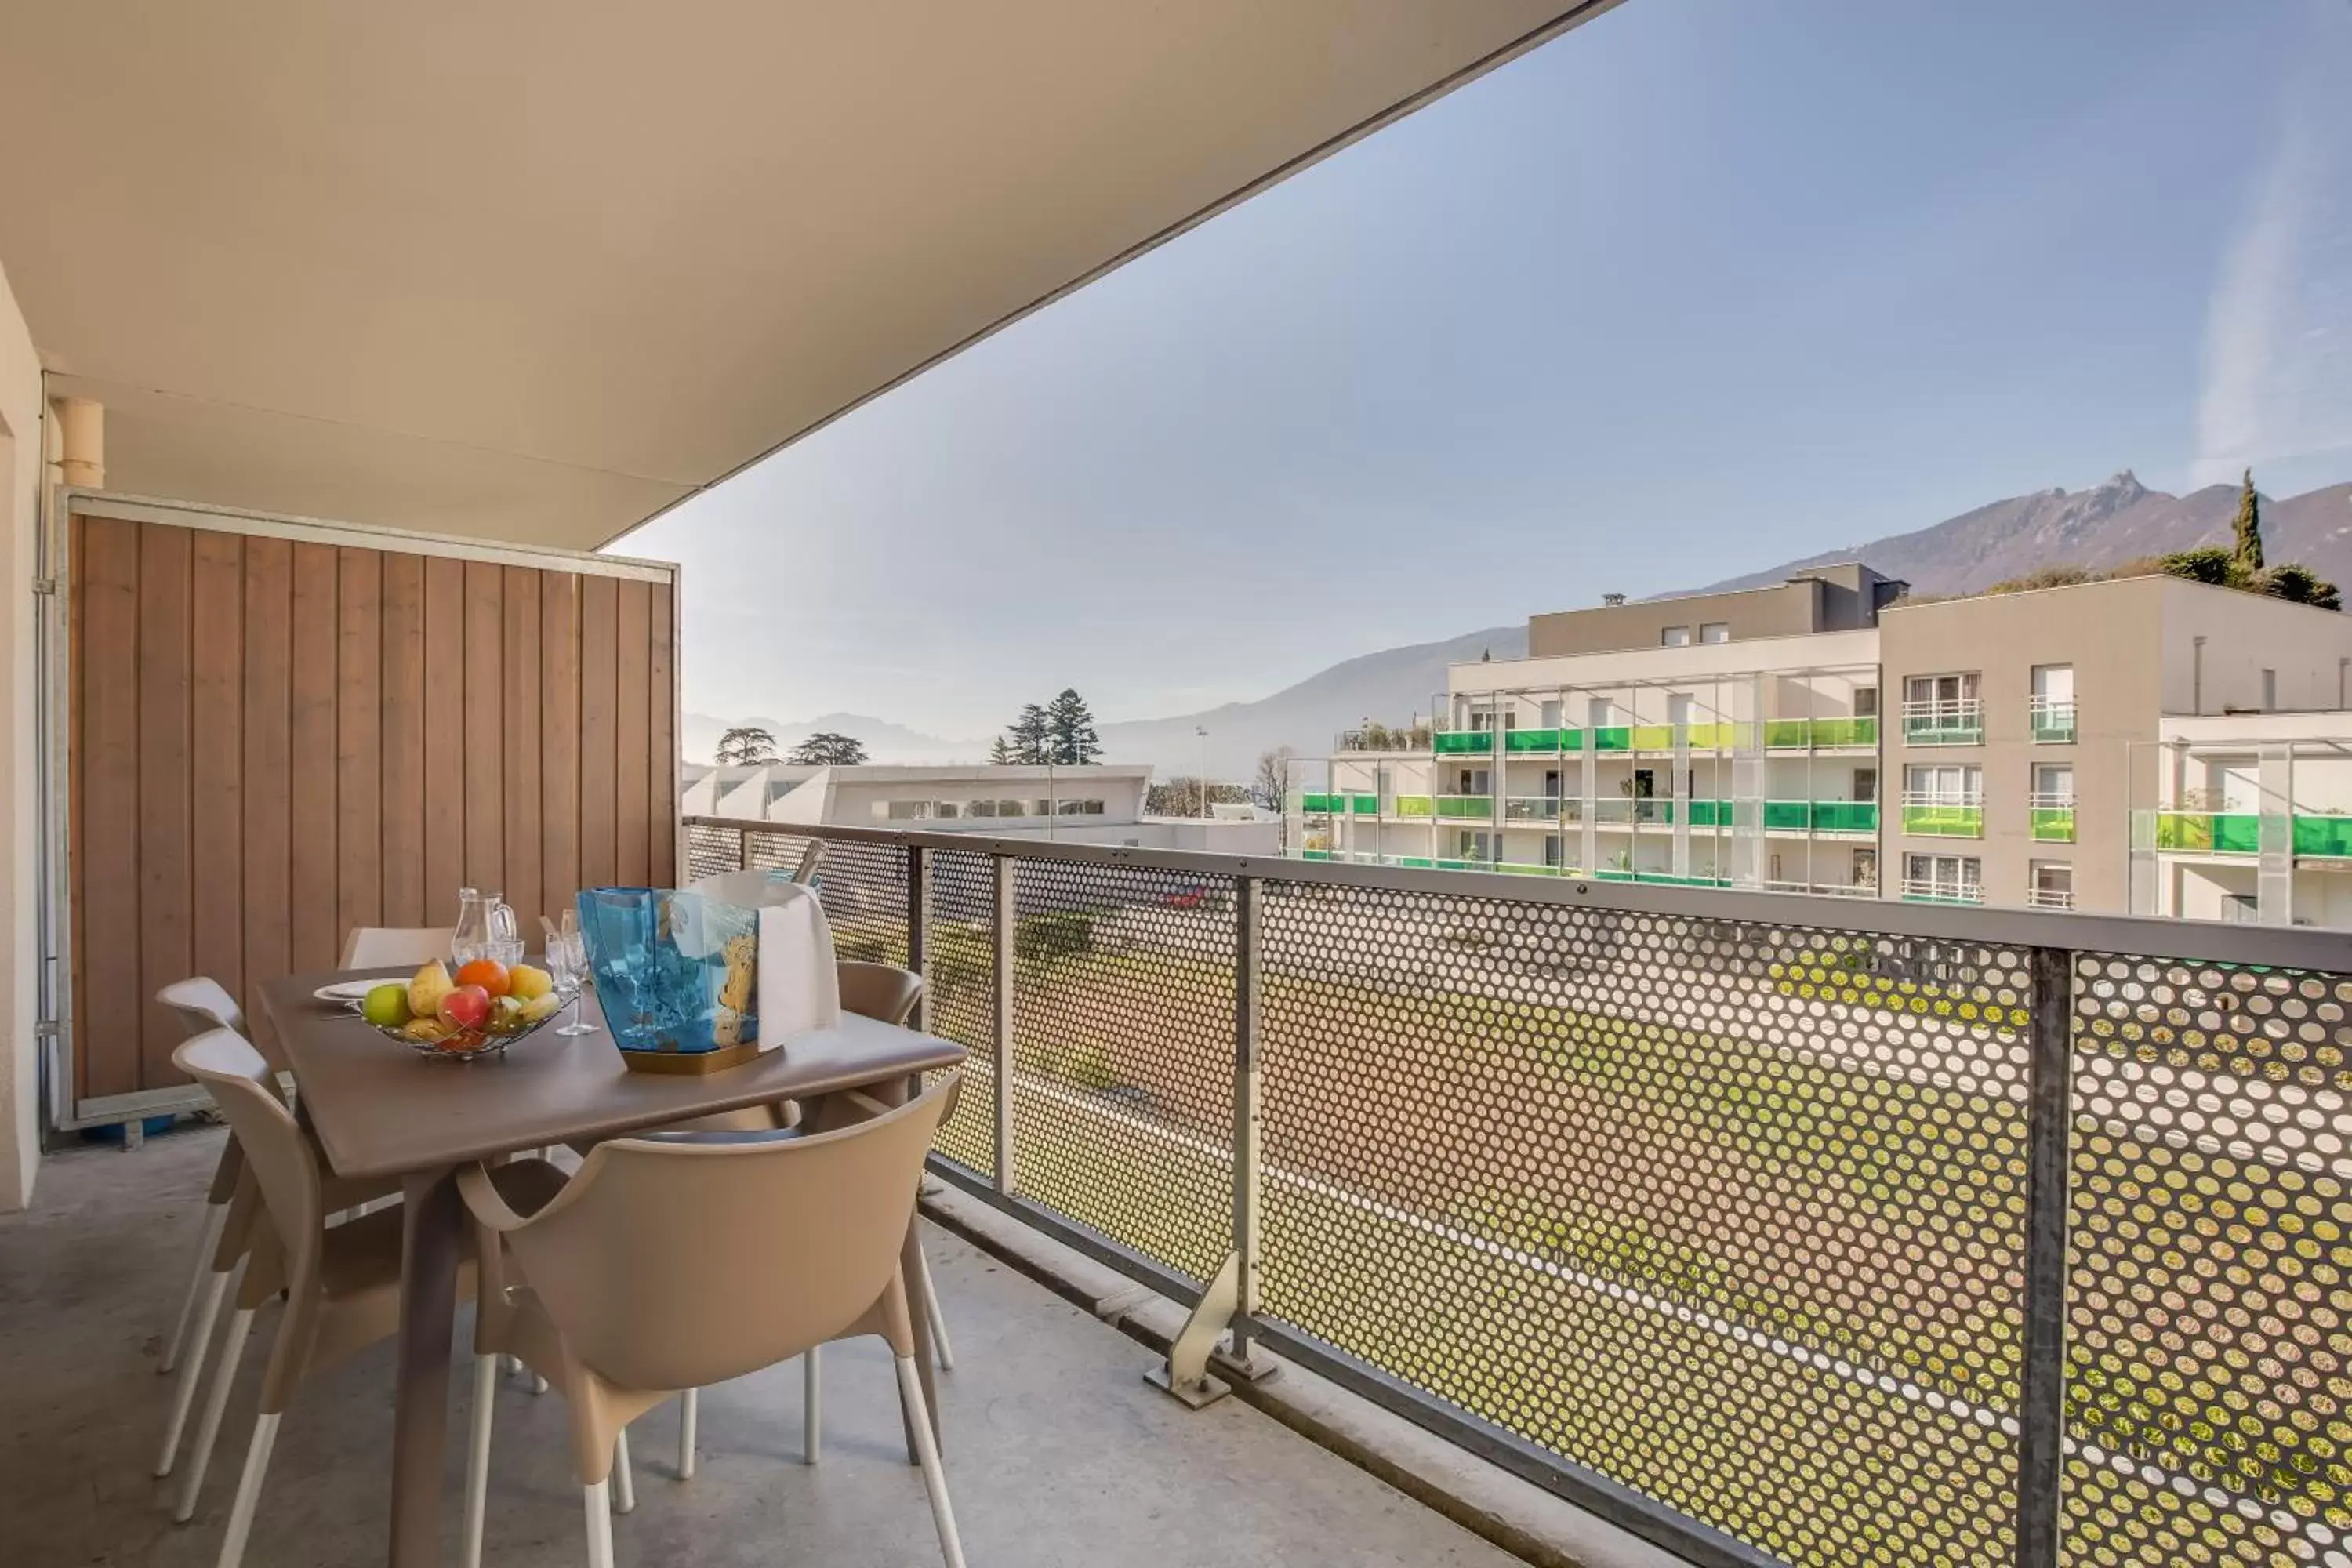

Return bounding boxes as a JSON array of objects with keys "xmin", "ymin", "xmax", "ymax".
[
  {"xmin": 1457, "ymin": 768, "xmax": 1489, "ymax": 794},
  {"xmin": 1853, "ymin": 768, "xmax": 1878, "ymax": 803},
  {"xmin": 1543, "ymin": 835, "xmax": 1563, "ymax": 867},
  {"xmin": 1904, "ymin": 852, "xmax": 1982, "ymax": 902},
  {"xmin": 1904, "ymin": 763, "xmax": 1980, "ymax": 802},
  {"xmin": 1540, "ymin": 699, "xmax": 1562, "ymax": 728},
  {"xmin": 1456, "ymin": 831, "xmax": 1491, "ymax": 861},
  {"xmin": 1699, "ymin": 622, "xmax": 1730, "ymax": 644},
  {"xmin": 2030, "ymin": 861, "xmax": 2074, "ymax": 909},
  {"xmin": 2262, "ymin": 668, "xmax": 2278, "ymax": 710},
  {"xmin": 2030, "ymin": 666, "xmax": 2076, "ymax": 742},
  {"xmin": 993, "ymin": 800, "xmax": 1026, "ymax": 818},
  {"xmin": 1058, "ymin": 797, "xmax": 1105, "ymax": 815},
  {"xmin": 1854, "ymin": 686, "xmax": 1879, "ymax": 717},
  {"xmin": 884, "ymin": 800, "xmax": 931, "ymax": 821},
  {"xmin": 1903, "ymin": 673, "xmax": 1984, "ymax": 742},
  {"xmin": 934, "ymin": 801, "xmax": 960, "ymax": 819},
  {"xmin": 1032, "ymin": 800, "xmax": 1056, "ymax": 817},
  {"xmin": 1852, "ymin": 848, "xmax": 1878, "ymax": 889},
  {"xmin": 1905, "ymin": 672, "xmax": 1980, "ymax": 704},
  {"xmin": 1661, "ymin": 625, "xmax": 1692, "ymax": 647},
  {"xmin": 2031, "ymin": 762, "xmax": 2074, "ymax": 803}
]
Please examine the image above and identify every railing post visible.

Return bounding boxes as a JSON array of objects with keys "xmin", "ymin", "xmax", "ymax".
[
  {"xmin": 2015, "ymin": 945, "xmax": 2075, "ymax": 1568},
  {"xmin": 904, "ymin": 844, "xmax": 927, "ymax": 1034},
  {"xmin": 990, "ymin": 853, "xmax": 1016, "ymax": 1195},
  {"xmin": 1229, "ymin": 874, "xmax": 1264, "ymax": 1363}
]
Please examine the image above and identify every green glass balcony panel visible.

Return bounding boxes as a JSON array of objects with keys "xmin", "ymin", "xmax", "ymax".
[
  {"xmin": 1684, "ymin": 799, "xmax": 1727, "ymax": 828},
  {"xmin": 1433, "ymin": 730, "xmax": 1494, "ymax": 755},
  {"xmin": 1812, "ymin": 800, "xmax": 1878, "ymax": 833},
  {"xmin": 1392, "ymin": 855, "xmax": 1434, "ymax": 869},
  {"xmin": 1812, "ymin": 716, "xmax": 1878, "ymax": 747},
  {"xmin": 1762, "ymin": 719, "xmax": 1813, "ymax": 749},
  {"xmin": 1391, "ymin": 795, "xmax": 1434, "ymax": 818},
  {"xmin": 2215, "ymin": 814, "xmax": 2259, "ymax": 853},
  {"xmin": 2030, "ymin": 712, "xmax": 2077, "ymax": 744},
  {"xmin": 1762, "ymin": 800, "xmax": 1811, "ymax": 832},
  {"xmin": 1436, "ymin": 858, "xmax": 1484, "ymax": 870},
  {"xmin": 1683, "ymin": 722, "xmax": 1732, "ymax": 751},
  {"xmin": 2295, "ymin": 815, "xmax": 2352, "ymax": 858},
  {"xmin": 1435, "ymin": 795, "xmax": 1494, "ymax": 820},
  {"xmin": 1299, "ymin": 793, "xmax": 1338, "ymax": 814},
  {"xmin": 1628, "ymin": 724, "xmax": 1675, "ymax": 750},
  {"xmin": 1347, "ymin": 794, "xmax": 1379, "ymax": 815},
  {"xmin": 1497, "ymin": 862, "xmax": 1562, "ymax": 877},
  {"xmin": 1903, "ymin": 716, "xmax": 1984, "ymax": 745},
  {"xmin": 1902, "ymin": 804, "xmax": 1983, "ymax": 837},
  {"xmin": 2030, "ymin": 808, "xmax": 2076, "ymax": 843},
  {"xmin": 1592, "ymin": 726, "xmax": 1632, "ymax": 752},
  {"xmin": 1504, "ymin": 728, "xmax": 1564, "ymax": 753}
]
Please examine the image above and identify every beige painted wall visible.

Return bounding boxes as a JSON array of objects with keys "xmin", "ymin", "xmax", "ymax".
[
  {"xmin": 2156, "ymin": 578, "xmax": 2352, "ymax": 716},
  {"xmin": 0, "ymin": 264, "xmax": 42, "ymax": 1210}
]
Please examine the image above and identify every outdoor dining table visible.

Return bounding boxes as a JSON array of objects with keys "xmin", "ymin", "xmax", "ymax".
[{"xmin": 258, "ymin": 967, "xmax": 967, "ymax": 1568}]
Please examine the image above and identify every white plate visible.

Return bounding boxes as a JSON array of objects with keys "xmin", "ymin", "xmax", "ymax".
[{"xmin": 313, "ymin": 979, "xmax": 384, "ymax": 1007}]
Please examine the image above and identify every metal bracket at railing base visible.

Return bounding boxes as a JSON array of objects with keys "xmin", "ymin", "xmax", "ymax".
[{"xmin": 1147, "ymin": 1251, "xmax": 1279, "ymax": 1408}]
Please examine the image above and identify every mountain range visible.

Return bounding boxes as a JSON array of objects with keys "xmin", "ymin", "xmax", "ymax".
[{"xmin": 693, "ymin": 472, "xmax": 2352, "ymax": 778}]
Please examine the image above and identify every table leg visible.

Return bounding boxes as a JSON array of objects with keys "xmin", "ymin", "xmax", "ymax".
[{"xmin": 390, "ymin": 1166, "xmax": 462, "ymax": 1568}]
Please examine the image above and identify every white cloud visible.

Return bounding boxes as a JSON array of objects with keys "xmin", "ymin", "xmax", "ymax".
[{"xmin": 2194, "ymin": 3, "xmax": 2352, "ymax": 486}]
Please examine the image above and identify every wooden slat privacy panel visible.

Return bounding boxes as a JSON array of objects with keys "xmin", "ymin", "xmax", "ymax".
[{"xmin": 68, "ymin": 506, "xmax": 677, "ymax": 1107}]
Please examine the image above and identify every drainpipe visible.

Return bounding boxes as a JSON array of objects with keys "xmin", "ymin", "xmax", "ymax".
[
  {"xmin": 49, "ymin": 397, "xmax": 103, "ymax": 490},
  {"xmin": 2192, "ymin": 636, "xmax": 2206, "ymax": 716}
]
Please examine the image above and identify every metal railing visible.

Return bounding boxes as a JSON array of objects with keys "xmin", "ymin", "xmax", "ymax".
[
  {"xmin": 686, "ymin": 815, "xmax": 2352, "ymax": 1568},
  {"xmin": 2026, "ymin": 884, "xmax": 2074, "ymax": 910},
  {"xmin": 1900, "ymin": 791, "xmax": 1984, "ymax": 837},
  {"xmin": 2027, "ymin": 696, "xmax": 2077, "ymax": 744},
  {"xmin": 1898, "ymin": 874, "xmax": 1984, "ymax": 905},
  {"xmin": 1901, "ymin": 697, "xmax": 1984, "ymax": 745}
]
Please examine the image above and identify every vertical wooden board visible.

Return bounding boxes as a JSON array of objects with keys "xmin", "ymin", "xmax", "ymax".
[
  {"xmin": 337, "ymin": 550, "xmax": 383, "ymax": 943},
  {"xmin": 614, "ymin": 579, "xmax": 652, "ymax": 887},
  {"xmin": 648, "ymin": 580, "xmax": 677, "ymax": 885},
  {"xmin": 241, "ymin": 536, "xmax": 293, "ymax": 1017},
  {"xmin": 68, "ymin": 518, "xmax": 87, "ymax": 1102},
  {"xmin": 539, "ymin": 573, "xmax": 582, "ymax": 924},
  {"xmin": 189, "ymin": 532, "xmax": 245, "ymax": 1022},
  {"xmin": 289, "ymin": 543, "xmax": 340, "ymax": 975},
  {"xmin": 74, "ymin": 514, "xmax": 142, "ymax": 1101},
  {"xmin": 463, "ymin": 561, "xmax": 505, "ymax": 893},
  {"xmin": 500, "ymin": 568, "xmax": 544, "ymax": 927},
  {"xmin": 579, "ymin": 574, "xmax": 619, "ymax": 890},
  {"xmin": 423, "ymin": 555, "xmax": 467, "ymax": 918},
  {"xmin": 379, "ymin": 554, "xmax": 428, "ymax": 926},
  {"xmin": 136, "ymin": 524, "xmax": 194, "ymax": 1087}
]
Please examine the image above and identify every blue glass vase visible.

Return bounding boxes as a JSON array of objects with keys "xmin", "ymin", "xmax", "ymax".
[{"xmin": 575, "ymin": 886, "xmax": 764, "ymax": 1065}]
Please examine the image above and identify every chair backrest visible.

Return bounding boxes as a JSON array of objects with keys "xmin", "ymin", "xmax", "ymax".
[
  {"xmin": 157, "ymin": 976, "xmax": 245, "ymax": 1039},
  {"xmin": 837, "ymin": 960, "xmax": 922, "ymax": 1027},
  {"xmin": 503, "ymin": 1075, "xmax": 957, "ymax": 1392},
  {"xmin": 340, "ymin": 927, "xmax": 454, "ymax": 968},
  {"xmin": 171, "ymin": 1029, "xmax": 323, "ymax": 1270}
]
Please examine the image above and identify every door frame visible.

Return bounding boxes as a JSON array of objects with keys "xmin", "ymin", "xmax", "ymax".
[{"xmin": 42, "ymin": 489, "xmax": 681, "ymax": 1132}]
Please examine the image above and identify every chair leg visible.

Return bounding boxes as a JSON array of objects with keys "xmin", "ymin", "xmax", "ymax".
[
  {"xmin": 175, "ymin": 1305, "xmax": 256, "ymax": 1521},
  {"xmin": 677, "ymin": 1388, "xmax": 697, "ymax": 1479},
  {"xmin": 895, "ymin": 1356, "xmax": 967, "ymax": 1568},
  {"xmin": 916, "ymin": 1243, "xmax": 956, "ymax": 1372},
  {"xmin": 612, "ymin": 1428, "xmax": 635, "ymax": 1515},
  {"xmin": 581, "ymin": 1480, "xmax": 615, "ymax": 1568},
  {"xmin": 157, "ymin": 1264, "xmax": 234, "ymax": 1475},
  {"xmin": 804, "ymin": 1346, "xmax": 821, "ymax": 1464},
  {"xmin": 463, "ymin": 1352, "xmax": 497, "ymax": 1568},
  {"xmin": 162, "ymin": 1204, "xmax": 229, "ymax": 1374},
  {"xmin": 213, "ymin": 1410, "xmax": 279, "ymax": 1568}
]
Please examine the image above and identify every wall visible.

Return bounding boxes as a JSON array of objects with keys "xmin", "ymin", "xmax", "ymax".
[
  {"xmin": 0, "ymin": 267, "xmax": 38, "ymax": 1208},
  {"xmin": 2156, "ymin": 578, "xmax": 2352, "ymax": 716},
  {"xmin": 1528, "ymin": 578, "xmax": 1823, "ymax": 658}
]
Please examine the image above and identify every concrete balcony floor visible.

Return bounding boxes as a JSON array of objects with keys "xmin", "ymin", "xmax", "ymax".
[{"xmin": 2, "ymin": 1126, "xmax": 1519, "ymax": 1568}]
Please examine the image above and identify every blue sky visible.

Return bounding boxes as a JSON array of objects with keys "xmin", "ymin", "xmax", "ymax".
[{"xmin": 620, "ymin": 0, "xmax": 2352, "ymax": 739}]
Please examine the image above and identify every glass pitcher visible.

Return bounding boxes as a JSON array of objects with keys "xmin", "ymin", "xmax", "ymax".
[{"xmin": 452, "ymin": 887, "xmax": 489, "ymax": 966}]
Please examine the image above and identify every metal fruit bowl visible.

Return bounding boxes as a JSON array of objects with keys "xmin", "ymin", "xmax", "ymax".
[{"xmin": 369, "ymin": 1004, "xmax": 569, "ymax": 1062}]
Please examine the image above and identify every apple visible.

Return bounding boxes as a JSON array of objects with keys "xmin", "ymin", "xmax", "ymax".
[{"xmin": 437, "ymin": 984, "xmax": 492, "ymax": 1031}]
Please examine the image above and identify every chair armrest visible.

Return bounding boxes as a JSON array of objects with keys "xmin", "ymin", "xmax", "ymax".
[{"xmin": 457, "ymin": 1163, "xmax": 539, "ymax": 1233}]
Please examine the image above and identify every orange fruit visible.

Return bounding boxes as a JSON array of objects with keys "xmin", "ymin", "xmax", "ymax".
[{"xmin": 455, "ymin": 958, "xmax": 511, "ymax": 997}]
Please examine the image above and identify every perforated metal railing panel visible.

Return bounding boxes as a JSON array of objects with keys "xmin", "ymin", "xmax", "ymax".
[
  {"xmin": 1254, "ymin": 883, "xmax": 2036, "ymax": 1567},
  {"xmin": 683, "ymin": 822, "xmax": 743, "ymax": 881},
  {"xmin": 2066, "ymin": 955, "xmax": 2352, "ymax": 1568},
  {"xmin": 1004, "ymin": 858, "xmax": 1237, "ymax": 1285},
  {"xmin": 924, "ymin": 848, "xmax": 998, "ymax": 1178}
]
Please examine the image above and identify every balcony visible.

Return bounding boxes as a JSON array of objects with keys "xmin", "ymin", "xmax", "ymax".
[
  {"xmin": 1900, "ymin": 699, "xmax": 1984, "ymax": 746},
  {"xmin": 2028, "ymin": 697, "xmax": 2077, "ymax": 744},
  {"xmin": 1296, "ymin": 792, "xmax": 1378, "ymax": 816},
  {"xmin": 1432, "ymin": 793, "xmax": 1494, "ymax": 821},
  {"xmin": 1502, "ymin": 795, "xmax": 1571, "ymax": 822},
  {"xmin": 1901, "ymin": 794, "xmax": 1984, "ymax": 837},
  {"xmin": 2142, "ymin": 811, "xmax": 2352, "ymax": 858},
  {"xmin": 1432, "ymin": 729, "xmax": 1496, "ymax": 755},
  {"xmin": 2027, "ymin": 885, "xmax": 2075, "ymax": 909},
  {"xmin": 678, "ymin": 818, "xmax": 2350, "ymax": 1568},
  {"xmin": 2028, "ymin": 795, "xmax": 2076, "ymax": 843}
]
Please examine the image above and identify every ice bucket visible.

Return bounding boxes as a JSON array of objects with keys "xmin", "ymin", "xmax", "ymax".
[{"xmin": 575, "ymin": 886, "xmax": 762, "ymax": 1073}]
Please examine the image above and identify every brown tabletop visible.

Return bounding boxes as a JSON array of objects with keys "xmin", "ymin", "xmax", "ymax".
[
  {"xmin": 261, "ymin": 967, "xmax": 964, "ymax": 1180},
  {"xmin": 257, "ymin": 966, "xmax": 965, "ymax": 1568}
]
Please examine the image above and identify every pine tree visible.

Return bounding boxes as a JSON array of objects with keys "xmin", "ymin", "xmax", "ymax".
[
  {"xmin": 2231, "ymin": 468, "xmax": 2264, "ymax": 577},
  {"xmin": 986, "ymin": 734, "xmax": 1014, "ymax": 766},
  {"xmin": 1007, "ymin": 703, "xmax": 1051, "ymax": 765},
  {"xmin": 1045, "ymin": 688, "xmax": 1102, "ymax": 766}
]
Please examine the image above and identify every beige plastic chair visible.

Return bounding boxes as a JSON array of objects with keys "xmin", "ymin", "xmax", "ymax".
[
  {"xmin": 171, "ymin": 1027, "xmax": 557, "ymax": 1568},
  {"xmin": 459, "ymin": 1076, "xmax": 967, "ymax": 1568},
  {"xmin": 151, "ymin": 980, "xmax": 401, "ymax": 1497},
  {"xmin": 339, "ymin": 926, "xmax": 455, "ymax": 968}
]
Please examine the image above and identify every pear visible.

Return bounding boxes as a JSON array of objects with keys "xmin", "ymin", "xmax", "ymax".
[{"xmin": 407, "ymin": 960, "xmax": 456, "ymax": 1022}]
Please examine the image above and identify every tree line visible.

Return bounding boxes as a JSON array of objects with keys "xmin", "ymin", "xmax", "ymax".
[
  {"xmin": 987, "ymin": 688, "xmax": 1102, "ymax": 766},
  {"xmin": 714, "ymin": 727, "xmax": 869, "ymax": 765}
]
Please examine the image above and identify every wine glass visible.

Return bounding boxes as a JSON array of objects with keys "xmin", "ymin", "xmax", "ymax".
[{"xmin": 547, "ymin": 929, "xmax": 599, "ymax": 1036}]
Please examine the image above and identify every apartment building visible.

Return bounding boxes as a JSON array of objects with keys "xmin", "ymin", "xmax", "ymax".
[{"xmin": 1290, "ymin": 565, "xmax": 2352, "ymax": 918}]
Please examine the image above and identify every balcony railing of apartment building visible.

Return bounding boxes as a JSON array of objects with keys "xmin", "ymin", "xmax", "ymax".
[
  {"xmin": 1901, "ymin": 792, "xmax": 1984, "ymax": 837},
  {"xmin": 2028, "ymin": 697, "xmax": 2078, "ymax": 745},
  {"xmin": 2028, "ymin": 793, "xmax": 2077, "ymax": 844},
  {"xmin": 1429, "ymin": 717, "xmax": 1879, "ymax": 756},
  {"xmin": 1900, "ymin": 699, "xmax": 1985, "ymax": 746},
  {"xmin": 2141, "ymin": 810, "xmax": 2352, "ymax": 858},
  {"xmin": 1334, "ymin": 724, "xmax": 1432, "ymax": 753},
  {"xmin": 1343, "ymin": 797, "xmax": 1883, "ymax": 833},
  {"xmin": 1897, "ymin": 874, "xmax": 1985, "ymax": 905},
  {"xmin": 2027, "ymin": 885, "xmax": 2076, "ymax": 910},
  {"xmin": 684, "ymin": 815, "xmax": 2350, "ymax": 1568}
]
